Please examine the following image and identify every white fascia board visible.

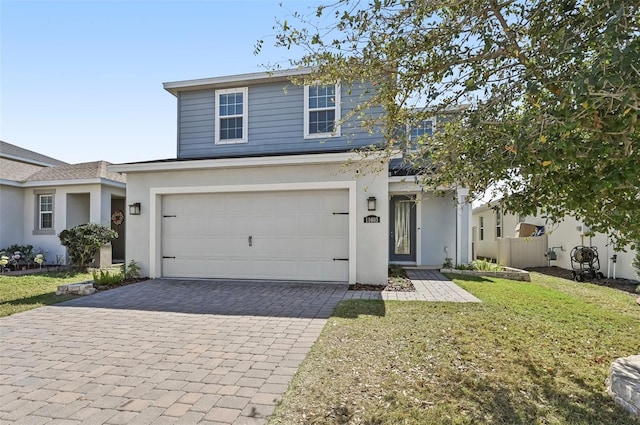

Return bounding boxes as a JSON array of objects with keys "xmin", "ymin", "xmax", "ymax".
[
  {"xmin": 21, "ymin": 178, "xmax": 126, "ymax": 189},
  {"xmin": 0, "ymin": 178, "xmax": 22, "ymax": 187},
  {"xmin": 109, "ymin": 151, "xmax": 387, "ymax": 174},
  {"xmin": 163, "ymin": 68, "xmax": 314, "ymax": 96}
]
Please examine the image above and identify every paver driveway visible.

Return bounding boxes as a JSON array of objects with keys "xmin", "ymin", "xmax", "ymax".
[{"xmin": 0, "ymin": 279, "xmax": 348, "ymax": 425}]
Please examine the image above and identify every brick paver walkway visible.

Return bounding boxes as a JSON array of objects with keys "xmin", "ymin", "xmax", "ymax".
[
  {"xmin": 342, "ymin": 268, "xmax": 481, "ymax": 302},
  {"xmin": 0, "ymin": 272, "xmax": 477, "ymax": 425}
]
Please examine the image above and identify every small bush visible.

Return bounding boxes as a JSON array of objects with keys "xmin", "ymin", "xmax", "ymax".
[
  {"xmin": 124, "ymin": 260, "xmax": 141, "ymax": 279},
  {"xmin": 91, "ymin": 268, "xmax": 124, "ymax": 286},
  {"xmin": 471, "ymin": 259, "xmax": 504, "ymax": 271},
  {"xmin": 442, "ymin": 258, "xmax": 454, "ymax": 269}
]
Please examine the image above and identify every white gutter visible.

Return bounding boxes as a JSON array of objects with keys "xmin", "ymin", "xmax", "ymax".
[
  {"xmin": 20, "ymin": 178, "xmax": 126, "ymax": 189},
  {"xmin": 163, "ymin": 68, "xmax": 313, "ymax": 96},
  {"xmin": 0, "ymin": 178, "xmax": 22, "ymax": 187},
  {"xmin": 109, "ymin": 151, "xmax": 387, "ymax": 174}
]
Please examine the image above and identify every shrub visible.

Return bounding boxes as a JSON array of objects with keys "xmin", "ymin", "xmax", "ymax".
[
  {"xmin": 471, "ymin": 259, "xmax": 504, "ymax": 271},
  {"xmin": 442, "ymin": 258, "xmax": 454, "ymax": 269},
  {"xmin": 59, "ymin": 224, "xmax": 118, "ymax": 271},
  {"xmin": 92, "ymin": 268, "xmax": 124, "ymax": 286},
  {"xmin": 124, "ymin": 260, "xmax": 141, "ymax": 279}
]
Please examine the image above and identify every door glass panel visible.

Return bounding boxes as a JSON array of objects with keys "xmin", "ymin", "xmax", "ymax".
[{"xmin": 394, "ymin": 200, "xmax": 412, "ymax": 255}]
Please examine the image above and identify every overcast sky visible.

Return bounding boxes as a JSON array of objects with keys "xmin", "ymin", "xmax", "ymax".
[{"xmin": 1, "ymin": 0, "xmax": 315, "ymax": 164}]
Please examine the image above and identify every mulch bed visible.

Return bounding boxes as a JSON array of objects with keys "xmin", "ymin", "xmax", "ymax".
[
  {"xmin": 526, "ymin": 266, "xmax": 638, "ymax": 295},
  {"xmin": 348, "ymin": 276, "xmax": 416, "ymax": 292}
]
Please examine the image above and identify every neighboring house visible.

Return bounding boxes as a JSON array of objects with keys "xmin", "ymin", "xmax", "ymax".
[
  {"xmin": 472, "ymin": 202, "xmax": 638, "ymax": 281},
  {"xmin": 0, "ymin": 141, "xmax": 127, "ymax": 266},
  {"xmin": 110, "ymin": 69, "xmax": 472, "ymax": 285}
]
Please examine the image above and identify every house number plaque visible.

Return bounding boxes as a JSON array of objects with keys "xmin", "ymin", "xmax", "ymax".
[{"xmin": 364, "ymin": 215, "xmax": 381, "ymax": 223}]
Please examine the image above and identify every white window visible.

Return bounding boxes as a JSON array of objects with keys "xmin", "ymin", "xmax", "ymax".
[
  {"xmin": 479, "ymin": 216, "xmax": 484, "ymax": 241},
  {"xmin": 496, "ymin": 210, "xmax": 502, "ymax": 238},
  {"xmin": 39, "ymin": 194, "xmax": 53, "ymax": 229},
  {"xmin": 33, "ymin": 190, "xmax": 55, "ymax": 235},
  {"xmin": 304, "ymin": 84, "xmax": 341, "ymax": 139},
  {"xmin": 215, "ymin": 87, "xmax": 248, "ymax": 144},
  {"xmin": 410, "ymin": 119, "xmax": 434, "ymax": 141},
  {"xmin": 407, "ymin": 117, "xmax": 435, "ymax": 151}
]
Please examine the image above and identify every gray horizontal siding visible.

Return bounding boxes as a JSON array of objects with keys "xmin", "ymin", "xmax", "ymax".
[{"xmin": 178, "ymin": 81, "xmax": 384, "ymax": 159}]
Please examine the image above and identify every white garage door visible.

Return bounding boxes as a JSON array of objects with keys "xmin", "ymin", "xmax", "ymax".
[{"xmin": 161, "ymin": 190, "xmax": 349, "ymax": 281}]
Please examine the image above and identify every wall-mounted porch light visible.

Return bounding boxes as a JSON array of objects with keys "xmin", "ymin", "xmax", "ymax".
[
  {"xmin": 128, "ymin": 203, "xmax": 141, "ymax": 215},
  {"xmin": 367, "ymin": 196, "xmax": 377, "ymax": 211}
]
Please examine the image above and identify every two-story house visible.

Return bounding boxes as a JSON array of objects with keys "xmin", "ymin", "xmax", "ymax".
[{"xmin": 110, "ymin": 69, "xmax": 471, "ymax": 285}]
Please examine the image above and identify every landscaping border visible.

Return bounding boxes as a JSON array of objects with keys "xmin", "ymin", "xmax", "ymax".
[{"xmin": 441, "ymin": 266, "xmax": 531, "ymax": 282}]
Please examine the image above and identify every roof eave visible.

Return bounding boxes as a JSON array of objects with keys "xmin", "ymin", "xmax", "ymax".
[{"xmin": 163, "ymin": 68, "xmax": 314, "ymax": 96}]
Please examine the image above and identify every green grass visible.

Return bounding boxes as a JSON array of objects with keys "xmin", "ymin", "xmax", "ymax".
[
  {"xmin": 0, "ymin": 271, "xmax": 92, "ymax": 317},
  {"xmin": 269, "ymin": 272, "xmax": 640, "ymax": 425}
]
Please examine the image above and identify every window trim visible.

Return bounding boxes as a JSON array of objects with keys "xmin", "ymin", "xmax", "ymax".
[
  {"xmin": 479, "ymin": 216, "xmax": 484, "ymax": 241},
  {"xmin": 215, "ymin": 87, "xmax": 248, "ymax": 145},
  {"xmin": 33, "ymin": 189, "xmax": 56, "ymax": 235},
  {"xmin": 405, "ymin": 116, "xmax": 437, "ymax": 152},
  {"xmin": 303, "ymin": 83, "xmax": 341, "ymax": 139},
  {"xmin": 495, "ymin": 209, "xmax": 502, "ymax": 239}
]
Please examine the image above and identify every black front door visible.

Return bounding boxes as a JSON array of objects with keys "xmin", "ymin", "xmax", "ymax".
[{"xmin": 389, "ymin": 195, "xmax": 417, "ymax": 262}]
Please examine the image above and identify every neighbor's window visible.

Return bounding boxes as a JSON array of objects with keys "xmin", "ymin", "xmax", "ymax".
[
  {"xmin": 479, "ymin": 216, "xmax": 484, "ymax": 241},
  {"xmin": 33, "ymin": 190, "xmax": 55, "ymax": 235},
  {"xmin": 496, "ymin": 209, "xmax": 502, "ymax": 238},
  {"xmin": 304, "ymin": 84, "xmax": 341, "ymax": 138},
  {"xmin": 39, "ymin": 194, "xmax": 53, "ymax": 229},
  {"xmin": 215, "ymin": 87, "xmax": 248, "ymax": 144}
]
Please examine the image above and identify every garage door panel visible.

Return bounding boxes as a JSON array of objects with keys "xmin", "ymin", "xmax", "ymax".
[{"xmin": 162, "ymin": 190, "xmax": 349, "ymax": 281}]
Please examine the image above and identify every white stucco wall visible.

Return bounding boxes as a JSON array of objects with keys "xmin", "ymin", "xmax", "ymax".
[
  {"xmin": 22, "ymin": 184, "xmax": 125, "ymax": 265},
  {"xmin": 388, "ymin": 179, "xmax": 471, "ymax": 267},
  {"xmin": 0, "ymin": 184, "xmax": 25, "ymax": 249},
  {"xmin": 545, "ymin": 217, "xmax": 637, "ymax": 281},
  {"xmin": 472, "ymin": 204, "xmax": 638, "ymax": 281},
  {"xmin": 123, "ymin": 159, "xmax": 389, "ymax": 284}
]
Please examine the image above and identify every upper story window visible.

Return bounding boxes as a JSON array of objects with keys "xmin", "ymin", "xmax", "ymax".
[
  {"xmin": 410, "ymin": 119, "xmax": 434, "ymax": 140},
  {"xmin": 304, "ymin": 84, "xmax": 341, "ymax": 139},
  {"xmin": 408, "ymin": 118, "xmax": 435, "ymax": 151},
  {"xmin": 33, "ymin": 190, "xmax": 55, "ymax": 235},
  {"xmin": 215, "ymin": 87, "xmax": 248, "ymax": 144}
]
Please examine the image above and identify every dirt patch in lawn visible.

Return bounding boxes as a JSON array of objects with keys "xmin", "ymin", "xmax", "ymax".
[{"xmin": 526, "ymin": 266, "xmax": 638, "ymax": 295}]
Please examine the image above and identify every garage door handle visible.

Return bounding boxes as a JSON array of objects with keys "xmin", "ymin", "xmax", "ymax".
[
  {"xmin": 163, "ymin": 256, "xmax": 175, "ymax": 259},
  {"xmin": 333, "ymin": 258, "xmax": 349, "ymax": 261},
  {"xmin": 248, "ymin": 236, "xmax": 252, "ymax": 247}
]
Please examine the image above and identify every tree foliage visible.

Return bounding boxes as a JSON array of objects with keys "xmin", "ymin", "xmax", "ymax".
[
  {"xmin": 269, "ymin": 0, "xmax": 640, "ymax": 247},
  {"xmin": 59, "ymin": 223, "xmax": 118, "ymax": 271}
]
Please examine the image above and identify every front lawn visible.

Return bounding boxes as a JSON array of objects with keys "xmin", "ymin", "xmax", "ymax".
[
  {"xmin": 0, "ymin": 271, "xmax": 92, "ymax": 317},
  {"xmin": 269, "ymin": 272, "xmax": 640, "ymax": 425}
]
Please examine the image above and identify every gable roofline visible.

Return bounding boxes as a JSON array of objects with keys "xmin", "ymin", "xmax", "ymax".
[{"xmin": 163, "ymin": 68, "xmax": 314, "ymax": 96}]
